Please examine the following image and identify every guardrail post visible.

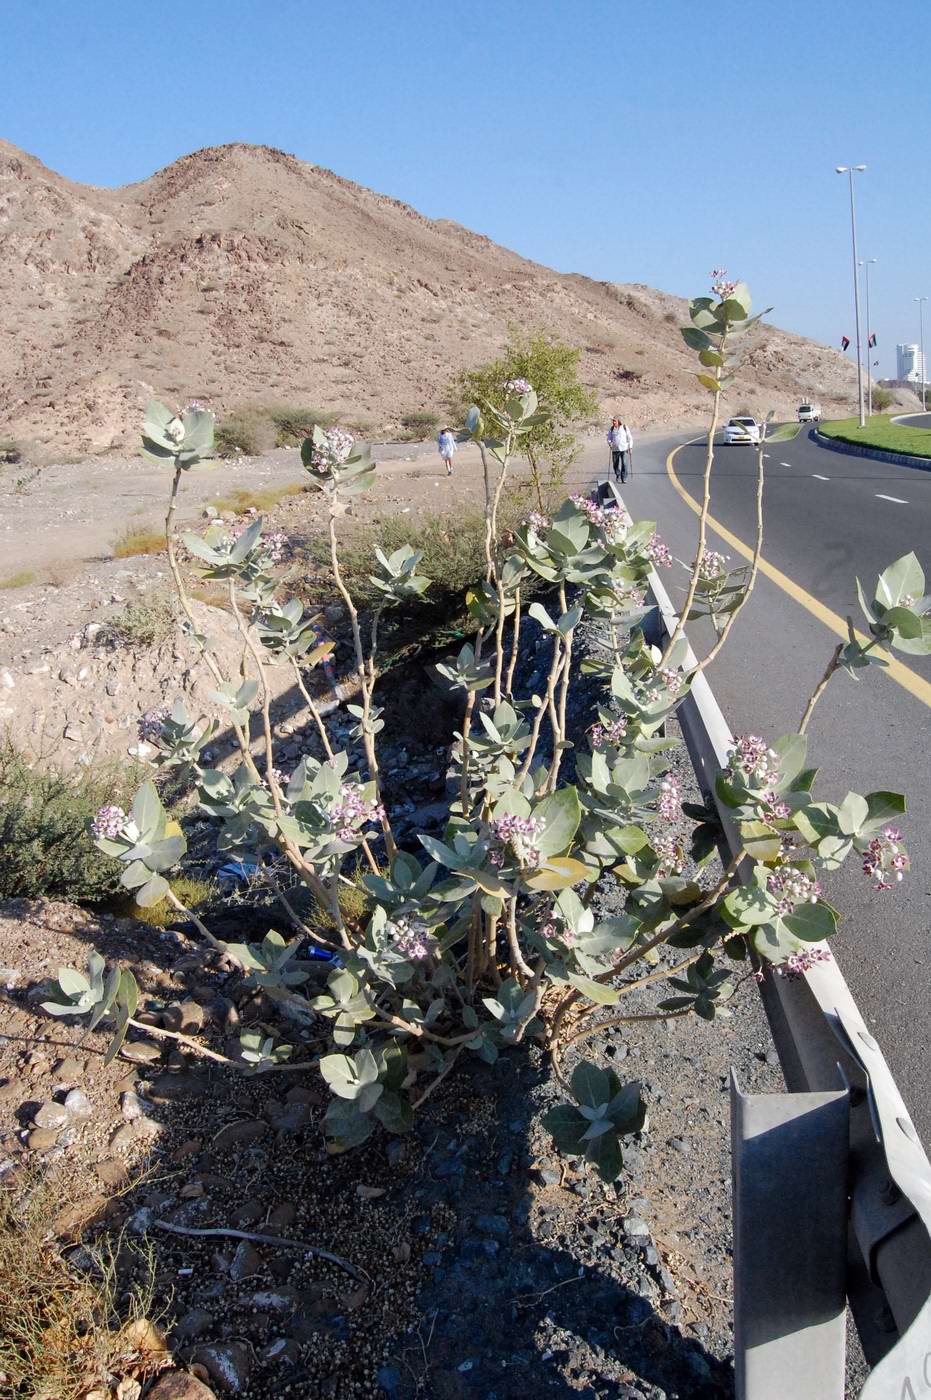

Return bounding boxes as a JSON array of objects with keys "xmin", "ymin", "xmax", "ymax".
[{"xmin": 732, "ymin": 1073, "xmax": 850, "ymax": 1399}]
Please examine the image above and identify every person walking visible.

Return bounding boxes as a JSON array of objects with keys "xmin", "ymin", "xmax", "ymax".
[
  {"xmin": 607, "ymin": 417, "xmax": 633, "ymax": 482},
  {"xmin": 437, "ymin": 426, "xmax": 457, "ymax": 476}
]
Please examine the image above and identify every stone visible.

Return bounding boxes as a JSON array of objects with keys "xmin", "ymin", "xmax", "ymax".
[
  {"xmin": 163, "ymin": 1000, "xmax": 205, "ymax": 1034},
  {"xmin": 121, "ymin": 1040, "xmax": 162, "ymax": 1064},
  {"xmin": 193, "ymin": 1342, "xmax": 253, "ymax": 1393},
  {"xmin": 147, "ymin": 1072, "xmax": 209, "ymax": 1102},
  {"xmin": 473, "ymin": 1213, "xmax": 509, "ymax": 1239},
  {"xmin": 27, "ymin": 1127, "xmax": 60, "ymax": 1150},
  {"xmin": 33, "ymin": 1101, "xmax": 69, "ymax": 1130},
  {"xmin": 260, "ymin": 1337, "xmax": 301, "ymax": 1365},
  {"xmin": 211, "ymin": 1119, "xmax": 268, "ymax": 1152},
  {"xmin": 230, "ymin": 1197, "xmax": 264, "ymax": 1228},
  {"xmin": 110, "ymin": 1123, "xmax": 141, "ymax": 1152},
  {"xmin": 248, "ymin": 1287, "xmax": 299, "ymax": 1313},
  {"xmin": 172, "ymin": 1308, "xmax": 215, "ymax": 1342},
  {"xmin": 121, "ymin": 1090, "xmax": 146, "ymax": 1120},
  {"xmin": 270, "ymin": 1102, "xmax": 313, "ymax": 1133},
  {"xmin": 64, "ymin": 1087, "xmax": 92, "ymax": 1118},
  {"xmin": 624, "ymin": 1216, "xmax": 650, "ymax": 1239},
  {"xmin": 96, "ymin": 1157, "xmax": 128, "ymax": 1188},
  {"xmin": 266, "ymin": 1201, "xmax": 296, "ymax": 1230},
  {"xmin": 53, "ymin": 1056, "xmax": 85, "ymax": 1081},
  {"xmin": 228, "ymin": 1240, "xmax": 262, "ymax": 1280},
  {"xmin": 147, "ymin": 1372, "xmax": 218, "ymax": 1400}
]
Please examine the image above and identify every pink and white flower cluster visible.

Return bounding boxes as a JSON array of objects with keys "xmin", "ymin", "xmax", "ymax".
[
  {"xmin": 711, "ymin": 267, "xmax": 737, "ymax": 300},
  {"xmin": 389, "ymin": 915, "xmax": 433, "ymax": 960},
  {"xmin": 653, "ymin": 830, "xmax": 685, "ymax": 875},
  {"xmin": 309, "ymin": 426, "xmax": 355, "ymax": 470},
  {"xmin": 90, "ymin": 805, "xmax": 136, "ymax": 842},
  {"xmin": 657, "ymin": 774, "xmax": 681, "ymax": 822},
  {"xmin": 644, "ymin": 534, "xmax": 673, "ymax": 568},
  {"xmin": 568, "ymin": 494, "xmax": 631, "ymax": 544},
  {"xmin": 696, "ymin": 549, "xmax": 729, "ymax": 582},
  {"xmin": 862, "ymin": 826, "xmax": 909, "ymax": 891},
  {"xmin": 590, "ymin": 715, "xmax": 628, "ymax": 749},
  {"xmin": 727, "ymin": 735, "xmax": 780, "ymax": 789},
  {"xmin": 766, "ymin": 866, "xmax": 822, "ymax": 916},
  {"xmin": 328, "ymin": 782, "xmax": 385, "ymax": 842},
  {"xmin": 504, "ymin": 377, "xmax": 532, "ymax": 397},
  {"xmin": 490, "ymin": 813, "xmax": 545, "ymax": 868},
  {"xmin": 137, "ymin": 707, "xmax": 169, "ymax": 744},
  {"xmin": 776, "ymin": 947, "xmax": 832, "ymax": 979}
]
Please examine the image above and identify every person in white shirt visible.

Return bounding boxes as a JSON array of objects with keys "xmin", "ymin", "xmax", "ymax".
[
  {"xmin": 607, "ymin": 418, "xmax": 633, "ymax": 482},
  {"xmin": 437, "ymin": 427, "xmax": 457, "ymax": 476}
]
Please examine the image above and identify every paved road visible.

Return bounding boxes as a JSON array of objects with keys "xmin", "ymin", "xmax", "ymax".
[
  {"xmin": 893, "ymin": 412, "xmax": 931, "ymax": 429},
  {"xmin": 576, "ymin": 428, "xmax": 931, "ymax": 1143}
]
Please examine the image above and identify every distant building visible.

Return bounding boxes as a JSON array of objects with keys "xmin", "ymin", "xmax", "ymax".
[{"xmin": 897, "ymin": 343, "xmax": 927, "ymax": 383}]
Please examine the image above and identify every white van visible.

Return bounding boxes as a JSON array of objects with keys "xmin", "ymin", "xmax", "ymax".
[{"xmin": 797, "ymin": 403, "xmax": 821, "ymax": 423}]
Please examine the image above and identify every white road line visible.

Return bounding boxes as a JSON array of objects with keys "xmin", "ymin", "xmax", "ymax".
[
  {"xmin": 876, "ymin": 493, "xmax": 908, "ymax": 504},
  {"xmin": 812, "ymin": 473, "xmax": 830, "ymax": 481}
]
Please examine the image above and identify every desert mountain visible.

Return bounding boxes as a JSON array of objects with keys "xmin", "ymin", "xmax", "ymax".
[{"xmin": 1, "ymin": 140, "xmax": 862, "ymax": 458}]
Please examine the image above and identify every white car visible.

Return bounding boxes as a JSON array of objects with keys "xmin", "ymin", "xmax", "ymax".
[
  {"xmin": 723, "ymin": 416, "xmax": 762, "ymax": 445},
  {"xmin": 797, "ymin": 403, "xmax": 822, "ymax": 423}
]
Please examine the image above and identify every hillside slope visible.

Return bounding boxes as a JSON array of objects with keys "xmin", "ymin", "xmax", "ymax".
[{"xmin": 1, "ymin": 140, "xmax": 864, "ymax": 457}]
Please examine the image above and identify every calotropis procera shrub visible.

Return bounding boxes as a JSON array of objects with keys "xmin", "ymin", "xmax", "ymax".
[{"xmin": 42, "ymin": 283, "xmax": 931, "ymax": 1181}]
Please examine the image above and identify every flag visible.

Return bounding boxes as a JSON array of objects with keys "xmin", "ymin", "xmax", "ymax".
[
  {"xmin": 868, "ymin": 332, "xmax": 877, "ymax": 348},
  {"xmin": 841, "ymin": 335, "xmax": 850, "ymax": 351}
]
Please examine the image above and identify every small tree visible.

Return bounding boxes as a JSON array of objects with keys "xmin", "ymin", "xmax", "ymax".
[
  {"xmin": 447, "ymin": 329, "xmax": 597, "ymax": 507},
  {"xmin": 871, "ymin": 386, "xmax": 895, "ymax": 412}
]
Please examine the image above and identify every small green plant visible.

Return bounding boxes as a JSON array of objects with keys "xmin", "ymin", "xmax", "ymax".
[
  {"xmin": 103, "ymin": 591, "xmax": 177, "ymax": 646},
  {"xmin": 871, "ymin": 386, "xmax": 895, "ymax": 412},
  {"xmin": 0, "ymin": 570, "xmax": 37, "ymax": 589},
  {"xmin": 212, "ymin": 483, "xmax": 306, "ymax": 514},
  {"xmin": 215, "ymin": 405, "xmax": 335, "ymax": 456},
  {"xmin": 214, "ymin": 410, "xmax": 265, "ymax": 457},
  {"xmin": 111, "ymin": 525, "xmax": 165, "ymax": 559},
  {"xmin": 0, "ymin": 742, "xmax": 143, "ymax": 901}
]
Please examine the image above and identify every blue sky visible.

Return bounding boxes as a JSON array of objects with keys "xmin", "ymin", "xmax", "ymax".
[{"xmin": 3, "ymin": 0, "xmax": 929, "ymax": 377}]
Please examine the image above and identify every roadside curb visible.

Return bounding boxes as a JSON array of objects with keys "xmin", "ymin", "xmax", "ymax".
[{"xmin": 810, "ymin": 428, "xmax": 931, "ymax": 472}]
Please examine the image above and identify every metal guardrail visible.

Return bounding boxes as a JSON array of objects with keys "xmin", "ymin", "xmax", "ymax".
[{"xmin": 642, "ymin": 558, "xmax": 931, "ymax": 1398}]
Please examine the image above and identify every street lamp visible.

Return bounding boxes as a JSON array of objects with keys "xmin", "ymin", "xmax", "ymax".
[
  {"xmin": 858, "ymin": 258, "xmax": 877, "ymax": 415},
  {"xmin": 916, "ymin": 297, "xmax": 928, "ymax": 412},
  {"xmin": 836, "ymin": 164, "xmax": 867, "ymax": 426}
]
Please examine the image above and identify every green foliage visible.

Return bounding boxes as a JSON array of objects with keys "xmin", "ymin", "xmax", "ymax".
[
  {"xmin": 871, "ymin": 386, "xmax": 895, "ymax": 412},
  {"xmin": 820, "ymin": 413, "xmax": 931, "ymax": 458},
  {"xmin": 0, "ymin": 570, "xmax": 37, "ymax": 589},
  {"xmin": 0, "ymin": 743, "xmax": 141, "ymax": 901},
  {"xmin": 111, "ymin": 526, "xmax": 165, "ymax": 559},
  {"xmin": 543, "ymin": 1063, "xmax": 646, "ymax": 1182},
  {"xmin": 122, "ymin": 874, "xmax": 213, "ymax": 927},
  {"xmin": 400, "ymin": 410, "xmax": 440, "ymax": 434},
  {"xmin": 447, "ymin": 328, "xmax": 597, "ymax": 486}
]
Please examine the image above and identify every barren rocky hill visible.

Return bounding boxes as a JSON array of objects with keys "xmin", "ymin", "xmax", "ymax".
[{"xmin": 2, "ymin": 139, "xmax": 865, "ymax": 458}]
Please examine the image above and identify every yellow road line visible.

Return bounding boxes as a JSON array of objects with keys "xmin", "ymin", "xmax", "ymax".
[{"xmin": 666, "ymin": 440, "xmax": 931, "ymax": 711}]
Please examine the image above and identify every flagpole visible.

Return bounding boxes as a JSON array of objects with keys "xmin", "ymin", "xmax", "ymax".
[{"xmin": 859, "ymin": 258, "xmax": 877, "ymax": 416}]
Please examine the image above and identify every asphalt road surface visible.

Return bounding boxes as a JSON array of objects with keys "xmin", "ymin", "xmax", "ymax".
[
  {"xmin": 576, "ymin": 427, "xmax": 931, "ymax": 1144},
  {"xmin": 893, "ymin": 411, "xmax": 931, "ymax": 430}
]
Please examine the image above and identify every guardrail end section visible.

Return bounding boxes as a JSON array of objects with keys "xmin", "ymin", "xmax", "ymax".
[{"xmin": 731, "ymin": 1070, "xmax": 849, "ymax": 1399}]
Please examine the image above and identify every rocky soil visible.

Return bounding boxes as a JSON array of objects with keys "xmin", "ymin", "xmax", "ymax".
[{"xmin": 0, "ymin": 139, "xmax": 878, "ymax": 461}]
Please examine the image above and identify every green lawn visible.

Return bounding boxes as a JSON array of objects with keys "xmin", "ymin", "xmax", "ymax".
[{"xmin": 819, "ymin": 413, "xmax": 931, "ymax": 459}]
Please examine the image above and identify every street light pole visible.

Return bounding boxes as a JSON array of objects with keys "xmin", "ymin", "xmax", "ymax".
[
  {"xmin": 916, "ymin": 297, "xmax": 928, "ymax": 412},
  {"xmin": 859, "ymin": 258, "xmax": 877, "ymax": 415},
  {"xmin": 836, "ymin": 164, "xmax": 867, "ymax": 427}
]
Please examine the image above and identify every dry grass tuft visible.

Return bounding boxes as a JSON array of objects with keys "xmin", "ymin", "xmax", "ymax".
[
  {"xmin": 112, "ymin": 525, "xmax": 165, "ymax": 559},
  {"xmin": 0, "ymin": 570, "xmax": 37, "ymax": 589},
  {"xmin": 0, "ymin": 1168, "xmax": 161, "ymax": 1400},
  {"xmin": 211, "ymin": 482, "xmax": 307, "ymax": 514}
]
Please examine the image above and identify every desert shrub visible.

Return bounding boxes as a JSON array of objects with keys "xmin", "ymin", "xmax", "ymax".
[
  {"xmin": 111, "ymin": 525, "xmax": 164, "ymax": 559},
  {"xmin": 0, "ymin": 1168, "xmax": 159, "ymax": 1400},
  {"xmin": 103, "ymin": 591, "xmax": 177, "ymax": 646},
  {"xmin": 0, "ymin": 570, "xmax": 37, "ymax": 589},
  {"xmin": 215, "ymin": 406, "xmax": 335, "ymax": 455},
  {"xmin": 871, "ymin": 386, "xmax": 895, "ymax": 412},
  {"xmin": 400, "ymin": 410, "xmax": 439, "ymax": 433},
  {"xmin": 0, "ymin": 439, "xmax": 22, "ymax": 465},
  {"xmin": 447, "ymin": 328, "xmax": 598, "ymax": 499},
  {"xmin": 0, "ymin": 742, "xmax": 143, "ymax": 901}
]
